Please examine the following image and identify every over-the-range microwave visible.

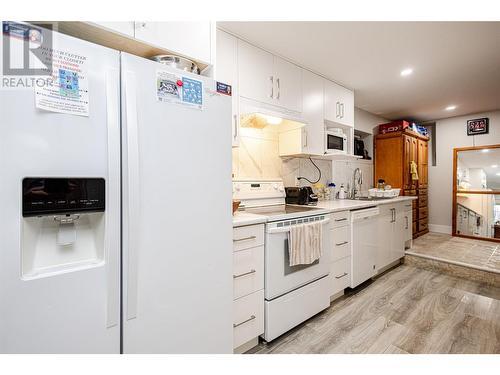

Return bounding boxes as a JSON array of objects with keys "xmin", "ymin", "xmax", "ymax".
[{"xmin": 325, "ymin": 129, "xmax": 347, "ymax": 154}]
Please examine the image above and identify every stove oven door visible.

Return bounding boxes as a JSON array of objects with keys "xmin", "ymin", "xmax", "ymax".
[{"xmin": 264, "ymin": 215, "xmax": 331, "ymax": 300}]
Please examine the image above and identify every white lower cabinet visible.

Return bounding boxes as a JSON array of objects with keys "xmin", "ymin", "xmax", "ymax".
[
  {"xmin": 377, "ymin": 203, "xmax": 406, "ymax": 272},
  {"xmin": 328, "ymin": 210, "xmax": 351, "ymax": 298},
  {"xmin": 233, "ymin": 290, "xmax": 264, "ymax": 349},
  {"xmin": 233, "ymin": 245, "xmax": 264, "ymax": 300},
  {"xmin": 329, "ymin": 256, "xmax": 351, "ymax": 296},
  {"xmin": 232, "ymin": 224, "xmax": 265, "ymax": 352}
]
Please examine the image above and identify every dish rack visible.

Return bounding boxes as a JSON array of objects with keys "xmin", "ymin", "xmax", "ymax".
[{"xmin": 368, "ymin": 188, "xmax": 401, "ymax": 198}]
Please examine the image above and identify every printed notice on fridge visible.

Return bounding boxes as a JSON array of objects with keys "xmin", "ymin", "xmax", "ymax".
[
  {"xmin": 35, "ymin": 49, "xmax": 89, "ymax": 117},
  {"xmin": 156, "ymin": 70, "xmax": 203, "ymax": 110}
]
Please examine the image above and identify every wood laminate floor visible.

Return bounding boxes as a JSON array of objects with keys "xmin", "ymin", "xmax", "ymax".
[
  {"xmin": 251, "ymin": 264, "xmax": 500, "ymax": 354},
  {"xmin": 409, "ymin": 233, "xmax": 500, "ymax": 272}
]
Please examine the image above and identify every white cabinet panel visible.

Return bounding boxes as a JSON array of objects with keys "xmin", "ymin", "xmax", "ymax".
[
  {"xmin": 238, "ymin": 40, "xmax": 274, "ymax": 105},
  {"xmin": 216, "ymin": 29, "xmax": 239, "ymax": 147},
  {"xmin": 377, "ymin": 204, "xmax": 406, "ymax": 272},
  {"xmin": 330, "ymin": 225, "xmax": 351, "ymax": 261},
  {"xmin": 233, "ymin": 224, "xmax": 265, "ymax": 252},
  {"xmin": 273, "ymin": 56, "xmax": 302, "ymax": 112},
  {"xmin": 324, "ymin": 79, "xmax": 354, "ymax": 127},
  {"xmin": 233, "ymin": 290, "xmax": 264, "ymax": 349},
  {"xmin": 134, "ymin": 22, "xmax": 212, "ymax": 64},
  {"xmin": 92, "ymin": 22, "xmax": 135, "ymax": 37},
  {"xmin": 329, "ymin": 256, "xmax": 351, "ymax": 296},
  {"xmin": 233, "ymin": 245, "xmax": 264, "ymax": 299},
  {"xmin": 301, "ymin": 69, "xmax": 325, "ymax": 155}
]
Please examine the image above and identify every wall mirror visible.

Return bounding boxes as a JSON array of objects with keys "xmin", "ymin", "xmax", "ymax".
[{"xmin": 453, "ymin": 144, "xmax": 500, "ymax": 241}]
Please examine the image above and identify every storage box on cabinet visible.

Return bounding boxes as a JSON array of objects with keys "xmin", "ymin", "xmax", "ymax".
[
  {"xmin": 233, "ymin": 224, "xmax": 264, "ymax": 252},
  {"xmin": 233, "ymin": 290, "xmax": 264, "ymax": 349}
]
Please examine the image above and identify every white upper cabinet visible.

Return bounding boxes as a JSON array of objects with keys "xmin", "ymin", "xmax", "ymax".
[
  {"xmin": 324, "ymin": 79, "xmax": 354, "ymax": 127},
  {"xmin": 134, "ymin": 22, "xmax": 212, "ymax": 64},
  {"xmin": 301, "ymin": 69, "xmax": 324, "ymax": 155},
  {"xmin": 216, "ymin": 29, "xmax": 240, "ymax": 147},
  {"xmin": 91, "ymin": 22, "xmax": 135, "ymax": 37},
  {"xmin": 238, "ymin": 40, "xmax": 302, "ymax": 113},
  {"xmin": 238, "ymin": 40, "xmax": 275, "ymax": 106},
  {"xmin": 273, "ymin": 56, "xmax": 302, "ymax": 113}
]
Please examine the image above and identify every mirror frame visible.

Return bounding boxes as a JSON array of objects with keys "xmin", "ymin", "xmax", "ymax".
[{"xmin": 452, "ymin": 143, "xmax": 500, "ymax": 243}]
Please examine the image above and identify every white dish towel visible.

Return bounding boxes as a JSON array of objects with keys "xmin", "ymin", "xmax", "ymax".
[{"xmin": 288, "ymin": 221, "xmax": 323, "ymax": 266}]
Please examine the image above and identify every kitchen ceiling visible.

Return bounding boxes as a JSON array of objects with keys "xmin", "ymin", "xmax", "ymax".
[{"xmin": 218, "ymin": 21, "xmax": 500, "ymax": 122}]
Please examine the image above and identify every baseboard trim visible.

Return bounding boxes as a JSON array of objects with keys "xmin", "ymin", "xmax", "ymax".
[{"xmin": 428, "ymin": 224, "xmax": 452, "ymax": 234}]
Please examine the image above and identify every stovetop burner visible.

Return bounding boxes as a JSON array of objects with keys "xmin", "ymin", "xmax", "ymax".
[{"xmin": 245, "ymin": 204, "xmax": 320, "ymax": 217}]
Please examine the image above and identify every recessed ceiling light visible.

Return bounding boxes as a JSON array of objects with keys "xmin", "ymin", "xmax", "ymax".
[
  {"xmin": 482, "ymin": 149, "xmax": 490, "ymax": 153},
  {"xmin": 445, "ymin": 105, "xmax": 457, "ymax": 111},
  {"xmin": 492, "ymin": 165, "xmax": 498, "ymax": 168},
  {"xmin": 400, "ymin": 68, "xmax": 413, "ymax": 77},
  {"xmin": 496, "ymin": 172, "xmax": 500, "ymax": 176}
]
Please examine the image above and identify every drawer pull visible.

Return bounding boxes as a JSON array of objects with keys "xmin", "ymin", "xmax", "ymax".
[
  {"xmin": 335, "ymin": 272, "xmax": 348, "ymax": 279},
  {"xmin": 233, "ymin": 315, "xmax": 256, "ymax": 328},
  {"xmin": 335, "ymin": 218, "xmax": 348, "ymax": 222},
  {"xmin": 335, "ymin": 241, "xmax": 348, "ymax": 246},
  {"xmin": 233, "ymin": 269, "xmax": 256, "ymax": 279},
  {"xmin": 233, "ymin": 236, "xmax": 256, "ymax": 242},
  {"xmin": 405, "ymin": 204, "xmax": 412, "ymax": 208}
]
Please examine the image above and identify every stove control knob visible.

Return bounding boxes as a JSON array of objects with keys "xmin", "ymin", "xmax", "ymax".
[
  {"xmin": 279, "ymin": 186, "xmax": 285, "ymax": 192},
  {"xmin": 234, "ymin": 184, "xmax": 241, "ymax": 192},
  {"xmin": 273, "ymin": 183, "xmax": 278, "ymax": 190}
]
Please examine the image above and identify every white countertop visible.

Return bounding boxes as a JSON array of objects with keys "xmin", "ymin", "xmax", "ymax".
[
  {"xmin": 232, "ymin": 196, "xmax": 417, "ymax": 227},
  {"xmin": 232, "ymin": 211, "xmax": 268, "ymax": 227},
  {"xmin": 313, "ymin": 196, "xmax": 418, "ymax": 212}
]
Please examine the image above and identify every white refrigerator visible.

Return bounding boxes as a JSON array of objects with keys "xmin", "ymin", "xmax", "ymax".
[
  {"xmin": 0, "ymin": 26, "xmax": 121, "ymax": 353},
  {"xmin": 1, "ymin": 25, "xmax": 233, "ymax": 353},
  {"xmin": 120, "ymin": 53, "xmax": 233, "ymax": 353}
]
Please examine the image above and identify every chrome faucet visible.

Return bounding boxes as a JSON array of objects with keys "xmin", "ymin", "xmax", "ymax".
[{"xmin": 351, "ymin": 168, "xmax": 363, "ymax": 198}]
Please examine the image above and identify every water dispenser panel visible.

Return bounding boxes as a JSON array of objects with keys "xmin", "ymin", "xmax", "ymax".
[{"xmin": 23, "ymin": 178, "xmax": 105, "ymax": 217}]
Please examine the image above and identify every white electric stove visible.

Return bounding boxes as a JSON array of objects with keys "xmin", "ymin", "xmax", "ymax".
[{"xmin": 233, "ymin": 180, "xmax": 331, "ymax": 342}]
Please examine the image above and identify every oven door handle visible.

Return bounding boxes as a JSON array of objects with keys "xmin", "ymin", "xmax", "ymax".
[{"xmin": 266, "ymin": 218, "xmax": 330, "ymax": 234}]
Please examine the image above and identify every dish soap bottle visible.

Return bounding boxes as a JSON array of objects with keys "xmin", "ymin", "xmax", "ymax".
[{"xmin": 338, "ymin": 184, "xmax": 347, "ymax": 199}]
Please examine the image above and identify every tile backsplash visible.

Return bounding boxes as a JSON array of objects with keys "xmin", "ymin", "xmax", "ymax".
[{"xmin": 232, "ymin": 121, "xmax": 373, "ymax": 197}]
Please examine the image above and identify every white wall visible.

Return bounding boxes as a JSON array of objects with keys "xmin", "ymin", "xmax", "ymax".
[
  {"xmin": 354, "ymin": 107, "xmax": 387, "ymax": 159},
  {"xmin": 428, "ymin": 110, "xmax": 500, "ymax": 232}
]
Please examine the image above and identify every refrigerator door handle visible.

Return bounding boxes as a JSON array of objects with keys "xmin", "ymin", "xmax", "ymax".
[
  {"xmin": 105, "ymin": 68, "xmax": 121, "ymax": 328},
  {"xmin": 124, "ymin": 70, "xmax": 140, "ymax": 321}
]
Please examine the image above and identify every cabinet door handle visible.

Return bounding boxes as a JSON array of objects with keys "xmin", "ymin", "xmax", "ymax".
[
  {"xmin": 341, "ymin": 103, "xmax": 345, "ymax": 118},
  {"xmin": 276, "ymin": 78, "xmax": 280, "ymax": 100},
  {"xmin": 336, "ymin": 102, "xmax": 340, "ymax": 118},
  {"xmin": 335, "ymin": 272, "xmax": 348, "ymax": 279},
  {"xmin": 304, "ymin": 129, "xmax": 308, "ymax": 148},
  {"xmin": 233, "ymin": 114, "xmax": 238, "ymax": 141},
  {"xmin": 269, "ymin": 76, "xmax": 274, "ymax": 98},
  {"xmin": 233, "ymin": 269, "xmax": 256, "ymax": 279},
  {"xmin": 335, "ymin": 218, "xmax": 348, "ymax": 222},
  {"xmin": 234, "ymin": 315, "xmax": 256, "ymax": 328},
  {"xmin": 335, "ymin": 241, "xmax": 348, "ymax": 246},
  {"xmin": 233, "ymin": 235, "xmax": 256, "ymax": 242}
]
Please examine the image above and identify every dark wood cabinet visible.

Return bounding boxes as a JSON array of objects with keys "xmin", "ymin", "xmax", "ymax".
[{"xmin": 375, "ymin": 129, "xmax": 430, "ymax": 238}]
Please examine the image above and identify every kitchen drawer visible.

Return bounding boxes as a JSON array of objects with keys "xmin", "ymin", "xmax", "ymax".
[
  {"xmin": 233, "ymin": 245, "xmax": 264, "ymax": 299},
  {"xmin": 233, "ymin": 289, "xmax": 264, "ymax": 349},
  {"xmin": 331, "ymin": 211, "xmax": 350, "ymax": 228},
  {"xmin": 419, "ymin": 195, "xmax": 428, "ymax": 207},
  {"xmin": 418, "ymin": 218, "xmax": 428, "ymax": 232},
  {"xmin": 418, "ymin": 188, "xmax": 428, "ymax": 196},
  {"xmin": 404, "ymin": 189, "xmax": 417, "ymax": 196},
  {"xmin": 233, "ymin": 224, "xmax": 264, "ymax": 252},
  {"xmin": 402, "ymin": 201, "xmax": 413, "ymax": 211},
  {"xmin": 330, "ymin": 226, "xmax": 351, "ymax": 261},
  {"xmin": 329, "ymin": 256, "xmax": 350, "ymax": 296},
  {"xmin": 419, "ymin": 206, "xmax": 428, "ymax": 219}
]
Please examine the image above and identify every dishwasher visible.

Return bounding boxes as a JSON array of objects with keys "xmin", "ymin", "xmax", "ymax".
[{"xmin": 351, "ymin": 206, "xmax": 380, "ymax": 288}]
